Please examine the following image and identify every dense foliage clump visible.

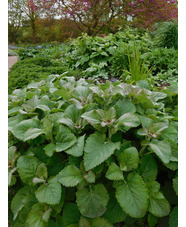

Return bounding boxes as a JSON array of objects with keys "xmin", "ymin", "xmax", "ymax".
[{"xmin": 8, "ymin": 75, "xmax": 178, "ymax": 227}]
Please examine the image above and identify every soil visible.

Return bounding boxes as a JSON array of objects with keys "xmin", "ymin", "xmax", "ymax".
[{"xmin": 8, "ymin": 56, "xmax": 18, "ymax": 71}]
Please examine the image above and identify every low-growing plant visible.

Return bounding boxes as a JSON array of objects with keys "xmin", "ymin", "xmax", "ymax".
[
  {"xmin": 8, "ymin": 57, "xmax": 68, "ymax": 93},
  {"xmin": 8, "ymin": 76, "xmax": 178, "ymax": 226}
]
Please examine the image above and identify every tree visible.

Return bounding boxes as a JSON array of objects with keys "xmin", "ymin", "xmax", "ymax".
[
  {"xmin": 8, "ymin": 0, "xmax": 25, "ymax": 43},
  {"xmin": 40, "ymin": 0, "xmax": 178, "ymax": 35}
]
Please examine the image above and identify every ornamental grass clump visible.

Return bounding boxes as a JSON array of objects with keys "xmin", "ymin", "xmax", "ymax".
[{"xmin": 8, "ymin": 76, "xmax": 177, "ymax": 226}]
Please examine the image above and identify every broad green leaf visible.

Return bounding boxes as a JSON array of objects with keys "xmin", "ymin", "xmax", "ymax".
[
  {"xmin": 136, "ymin": 80, "xmax": 151, "ymax": 90},
  {"xmin": 24, "ymin": 128, "xmax": 45, "ymax": 141},
  {"xmin": 147, "ymin": 181, "xmax": 170, "ymax": 217},
  {"xmin": 173, "ymin": 176, "xmax": 178, "ymax": 196},
  {"xmin": 149, "ymin": 140, "xmax": 171, "ymax": 164},
  {"xmin": 26, "ymin": 203, "xmax": 52, "ymax": 227},
  {"xmin": 161, "ymin": 125, "xmax": 178, "ymax": 142},
  {"xmin": 91, "ymin": 217, "xmax": 113, "ymax": 227},
  {"xmin": 139, "ymin": 115, "xmax": 153, "ymax": 129},
  {"xmin": 169, "ymin": 206, "xmax": 178, "ymax": 227},
  {"xmin": 58, "ymin": 165, "xmax": 83, "ymax": 187},
  {"xmin": 138, "ymin": 154, "xmax": 158, "ymax": 182},
  {"xmin": 44, "ymin": 143, "xmax": 56, "ymax": 157},
  {"xmin": 118, "ymin": 147, "xmax": 139, "ymax": 171},
  {"xmin": 151, "ymin": 92, "xmax": 167, "ymax": 101},
  {"xmin": 11, "ymin": 186, "xmax": 36, "ymax": 220},
  {"xmin": 61, "ymin": 203, "xmax": 80, "ymax": 226},
  {"xmin": 76, "ymin": 184, "xmax": 109, "ymax": 218},
  {"xmin": 148, "ymin": 192, "xmax": 170, "ymax": 217},
  {"xmin": 81, "ymin": 110, "xmax": 102, "ymax": 127},
  {"xmin": 103, "ymin": 192, "xmax": 127, "ymax": 224},
  {"xmin": 65, "ymin": 104, "xmax": 80, "ymax": 123},
  {"xmin": 115, "ymin": 100, "xmax": 136, "ymax": 118},
  {"xmin": 106, "ymin": 163, "xmax": 123, "ymax": 180},
  {"xmin": 11, "ymin": 119, "xmax": 43, "ymax": 141},
  {"xmin": 117, "ymin": 113, "xmax": 140, "ymax": 127},
  {"xmin": 17, "ymin": 156, "xmax": 40, "ymax": 184},
  {"xmin": 65, "ymin": 135, "xmax": 85, "ymax": 157},
  {"xmin": 35, "ymin": 182, "xmax": 61, "ymax": 205},
  {"xmin": 55, "ymin": 125, "xmax": 77, "ymax": 152},
  {"xmin": 53, "ymin": 87, "xmax": 70, "ymax": 100},
  {"xmin": 115, "ymin": 173, "xmax": 148, "ymax": 218},
  {"xmin": 84, "ymin": 132, "xmax": 120, "ymax": 171}
]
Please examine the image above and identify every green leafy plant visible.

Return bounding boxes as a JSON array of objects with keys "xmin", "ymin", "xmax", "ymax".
[
  {"xmin": 8, "ymin": 57, "xmax": 79, "ymax": 93},
  {"xmin": 8, "ymin": 76, "xmax": 177, "ymax": 226},
  {"xmin": 8, "ymin": 49, "xmax": 17, "ymax": 56},
  {"xmin": 121, "ymin": 46, "xmax": 152, "ymax": 83},
  {"xmin": 152, "ymin": 20, "xmax": 178, "ymax": 49}
]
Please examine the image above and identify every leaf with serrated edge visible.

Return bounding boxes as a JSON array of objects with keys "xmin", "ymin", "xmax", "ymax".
[
  {"xmin": 26, "ymin": 203, "xmax": 52, "ymax": 227},
  {"xmin": 115, "ymin": 173, "xmax": 148, "ymax": 218},
  {"xmin": 17, "ymin": 156, "xmax": 40, "ymax": 184},
  {"xmin": 35, "ymin": 182, "xmax": 61, "ymax": 205},
  {"xmin": 58, "ymin": 165, "xmax": 83, "ymax": 187},
  {"xmin": 84, "ymin": 132, "xmax": 120, "ymax": 171},
  {"xmin": 149, "ymin": 140, "xmax": 171, "ymax": 164},
  {"xmin": 65, "ymin": 135, "xmax": 85, "ymax": 157},
  {"xmin": 76, "ymin": 184, "xmax": 109, "ymax": 218},
  {"xmin": 117, "ymin": 113, "xmax": 140, "ymax": 127},
  {"xmin": 118, "ymin": 147, "xmax": 139, "ymax": 171},
  {"xmin": 106, "ymin": 163, "xmax": 123, "ymax": 180},
  {"xmin": 148, "ymin": 192, "xmax": 170, "ymax": 217},
  {"xmin": 55, "ymin": 125, "xmax": 77, "ymax": 152},
  {"xmin": 11, "ymin": 186, "xmax": 35, "ymax": 220}
]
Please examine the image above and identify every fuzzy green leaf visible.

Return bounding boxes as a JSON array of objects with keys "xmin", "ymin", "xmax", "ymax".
[
  {"xmin": 118, "ymin": 147, "xmax": 139, "ymax": 171},
  {"xmin": 84, "ymin": 132, "xmax": 120, "ymax": 171},
  {"xmin": 106, "ymin": 163, "xmax": 123, "ymax": 180},
  {"xmin": 148, "ymin": 192, "xmax": 170, "ymax": 217},
  {"xmin": 115, "ymin": 100, "xmax": 136, "ymax": 118},
  {"xmin": 76, "ymin": 184, "xmax": 109, "ymax": 218},
  {"xmin": 149, "ymin": 140, "xmax": 171, "ymax": 164},
  {"xmin": 117, "ymin": 113, "xmax": 140, "ymax": 127},
  {"xmin": 115, "ymin": 173, "xmax": 148, "ymax": 218},
  {"xmin": 55, "ymin": 125, "xmax": 77, "ymax": 152},
  {"xmin": 26, "ymin": 203, "xmax": 52, "ymax": 227},
  {"xmin": 58, "ymin": 165, "xmax": 83, "ymax": 187},
  {"xmin": 35, "ymin": 182, "xmax": 61, "ymax": 205},
  {"xmin": 11, "ymin": 119, "xmax": 44, "ymax": 141},
  {"xmin": 147, "ymin": 181, "xmax": 170, "ymax": 217},
  {"xmin": 17, "ymin": 156, "xmax": 40, "ymax": 184},
  {"xmin": 65, "ymin": 135, "xmax": 85, "ymax": 157},
  {"xmin": 11, "ymin": 186, "xmax": 36, "ymax": 220}
]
